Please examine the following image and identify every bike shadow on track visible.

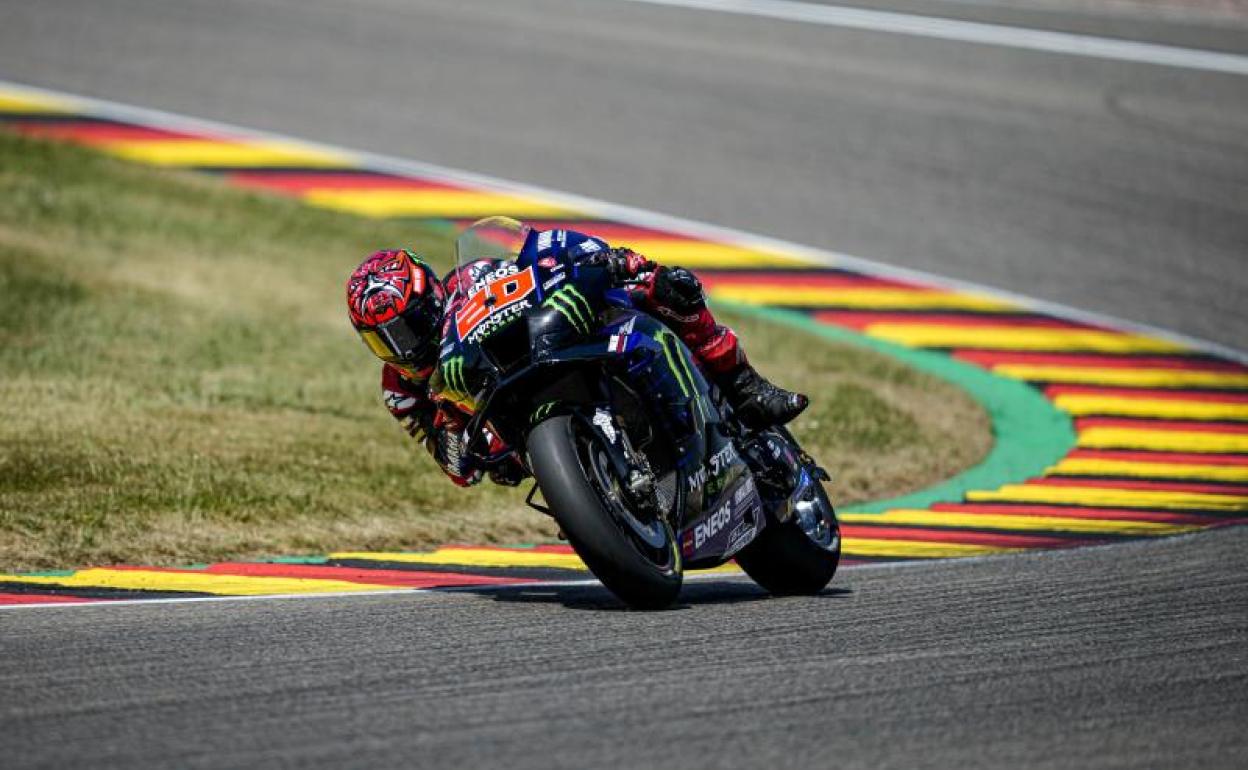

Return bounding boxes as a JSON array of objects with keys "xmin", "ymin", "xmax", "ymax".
[{"xmin": 476, "ymin": 579, "xmax": 853, "ymax": 612}]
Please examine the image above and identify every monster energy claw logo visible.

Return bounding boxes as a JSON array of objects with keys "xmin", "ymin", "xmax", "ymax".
[
  {"xmin": 531, "ymin": 401, "xmax": 557, "ymax": 423},
  {"xmin": 442, "ymin": 356, "xmax": 468, "ymax": 395},
  {"xmin": 544, "ymin": 286, "xmax": 594, "ymax": 334},
  {"xmin": 656, "ymin": 330, "xmax": 697, "ymax": 399}
]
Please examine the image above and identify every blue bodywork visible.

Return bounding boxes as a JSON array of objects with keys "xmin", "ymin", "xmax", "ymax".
[{"xmin": 436, "ymin": 229, "xmax": 767, "ymax": 569}]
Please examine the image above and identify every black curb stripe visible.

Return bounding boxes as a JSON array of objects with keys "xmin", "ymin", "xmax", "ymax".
[
  {"xmin": 1044, "ymin": 474, "xmax": 1248, "ymax": 493},
  {"xmin": 0, "ymin": 113, "xmax": 117, "ymax": 124},
  {"xmin": 1071, "ymin": 416, "xmax": 1248, "ymax": 429},
  {"xmin": 1031, "ymin": 383, "xmax": 1248, "ymax": 394},
  {"xmin": 193, "ymin": 167, "xmax": 412, "ymax": 179},
  {"xmin": 0, "ymin": 583, "xmax": 214, "ymax": 601},
  {"xmin": 326, "ymin": 559, "xmax": 587, "ymax": 581}
]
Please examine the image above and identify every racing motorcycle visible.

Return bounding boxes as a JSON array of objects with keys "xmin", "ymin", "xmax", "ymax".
[{"xmin": 437, "ymin": 218, "xmax": 840, "ymax": 609}]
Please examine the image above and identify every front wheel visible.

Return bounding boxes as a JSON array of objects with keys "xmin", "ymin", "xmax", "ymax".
[
  {"xmin": 736, "ymin": 479, "xmax": 840, "ymax": 596},
  {"xmin": 527, "ymin": 414, "xmax": 682, "ymax": 609}
]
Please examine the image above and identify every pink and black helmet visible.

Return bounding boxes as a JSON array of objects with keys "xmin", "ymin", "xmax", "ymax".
[{"xmin": 346, "ymin": 249, "xmax": 445, "ymax": 369}]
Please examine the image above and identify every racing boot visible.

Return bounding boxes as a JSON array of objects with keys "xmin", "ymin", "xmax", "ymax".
[{"xmin": 719, "ymin": 364, "xmax": 809, "ymax": 430}]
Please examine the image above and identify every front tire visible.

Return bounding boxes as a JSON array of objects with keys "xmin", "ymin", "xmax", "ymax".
[
  {"xmin": 528, "ymin": 415, "xmax": 682, "ymax": 609},
  {"xmin": 736, "ymin": 482, "xmax": 840, "ymax": 596}
]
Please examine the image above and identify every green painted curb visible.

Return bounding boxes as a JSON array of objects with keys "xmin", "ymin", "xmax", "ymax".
[{"xmin": 721, "ymin": 303, "xmax": 1076, "ymax": 514}]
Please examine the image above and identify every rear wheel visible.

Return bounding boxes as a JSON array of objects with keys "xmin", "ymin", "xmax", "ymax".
[
  {"xmin": 736, "ymin": 478, "xmax": 840, "ymax": 596},
  {"xmin": 527, "ymin": 414, "xmax": 682, "ymax": 609}
]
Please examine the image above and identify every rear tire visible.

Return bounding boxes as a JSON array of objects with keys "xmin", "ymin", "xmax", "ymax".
[
  {"xmin": 528, "ymin": 415, "xmax": 682, "ymax": 609},
  {"xmin": 736, "ymin": 485, "xmax": 840, "ymax": 596}
]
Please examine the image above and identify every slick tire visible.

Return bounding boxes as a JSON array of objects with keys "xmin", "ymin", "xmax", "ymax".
[
  {"xmin": 528, "ymin": 415, "xmax": 682, "ymax": 610},
  {"xmin": 736, "ymin": 509, "xmax": 840, "ymax": 596}
]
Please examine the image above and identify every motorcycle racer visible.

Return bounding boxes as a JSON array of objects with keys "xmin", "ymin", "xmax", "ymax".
[{"xmin": 346, "ymin": 221, "xmax": 808, "ymax": 487}]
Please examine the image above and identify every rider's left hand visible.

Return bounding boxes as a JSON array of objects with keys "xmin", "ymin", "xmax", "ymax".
[{"xmin": 589, "ymin": 247, "xmax": 655, "ymax": 281}]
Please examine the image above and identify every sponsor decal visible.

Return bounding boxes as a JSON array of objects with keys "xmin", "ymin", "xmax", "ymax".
[
  {"xmin": 682, "ymin": 530, "xmax": 696, "ymax": 558},
  {"xmin": 709, "ymin": 442, "xmax": 740, "ymax": 475},
  {"xmin": 653, "ymin": 305, "xmax": 701, "ymax": 324},
  {"xmin": 592, "ymin": 409, "xmax": 618, "ymax": 444},
  {"xmin": 383, "ymin": 390, "xmax": 417, "ymax": 413},
  {"xmin": 655, "ymin": 329, "xmax": 696, "ymax": 399},
  {"xmin": 733, "ymin": 475, "xmax": 756, "ymax": 505},
  {"xmin": 462, "ymin": 299, "xmax": 532, "ymax": 344},
  {"xmin": 724, "ymin": 520, "xmax": 756, "ymax": 557},
  {"xmin": 455, "ymin": 266, "xmax": 537, "ymax": 342},
  {"xmin": 693, "ymin": 502, "xmax": 732, "ymax": 549},
  {"xmin": 687, "ymin": 443, "xmax": 740, "ymax": 493},
  {"xmin": 542, "ymin": 274, "xmax": 566, "ymax": 291},
  {"xmin": 441, "ymin": 356, "xmax": 468, "ymax": 395},
  {"xmin": 686, "ymin": 466, "xmax": 708, "ymax": 493},
  {"xmin": 531, "ymin": 401, "xmax": 558, "ymax": 424},
  {"xmin": 537, "ymin": 231, "xmax": 553, "ymax": 251},
  {"xmin": 577, "ymin": 239, "xmax": 602, "ymax": 254},
  {"xmin": 538, "ymin": 256, "xmax": 558, "ymax": 269},
  {"xmin": 606, "ymin": 317, "xmax": 637, "ymax": 354},
  {"xmin": 543, "ymin": 285, "xmax": 594, "ymax": 334}
]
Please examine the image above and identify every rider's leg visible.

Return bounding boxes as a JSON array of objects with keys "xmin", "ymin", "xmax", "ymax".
[{"xmin": 637, "ymin": 266, "xmax": 809, "ymax": 429}]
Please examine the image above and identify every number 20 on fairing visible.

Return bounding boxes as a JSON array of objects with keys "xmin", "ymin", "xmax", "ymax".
[{"xmin": 454, "ymin": 267, "xmax": 538, "ymax": 339}]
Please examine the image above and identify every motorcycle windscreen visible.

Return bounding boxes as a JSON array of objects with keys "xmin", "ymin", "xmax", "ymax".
[{"xmin": 451, "ymin": 216, "xmax": 532, "ymax": 300}]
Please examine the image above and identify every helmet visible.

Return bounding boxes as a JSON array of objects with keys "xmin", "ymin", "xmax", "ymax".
[{"xmin": 346, "ymin": 249, "xmax": 445, "ymax": 370}]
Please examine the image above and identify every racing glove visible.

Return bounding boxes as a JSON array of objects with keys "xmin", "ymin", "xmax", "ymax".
[
  {"xmin": 647, "ymin": 266, "xmax": 707, "ymax": 317},
  {"xmin": 589, "ymin": 247, "xmax": 655, "ymax": 282}
]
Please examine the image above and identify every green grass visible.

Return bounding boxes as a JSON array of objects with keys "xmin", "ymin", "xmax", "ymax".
[{"xmin": 0, "ymin": 129, "xmax": 990, "ymax": 570}]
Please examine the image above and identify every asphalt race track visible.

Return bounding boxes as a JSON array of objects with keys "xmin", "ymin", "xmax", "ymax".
[
  {"xmin": 1, "ymin": 0, "xmax": 1246, "ymax": 767},
  {"xmin": 2, "ymin": 529, "xmax": 1245, "ymax": 768}
]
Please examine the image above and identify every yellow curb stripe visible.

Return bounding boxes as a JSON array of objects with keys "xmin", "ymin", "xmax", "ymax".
[
  {"xmin": 865, "ymin": 326, "xmax": 1185, "ymax": 352},
  {"xmin": 995, "ymin": 365, "xmax": 1248, "ymax": 388},
  {"xmin": 0, "ymin": 568, "xmax": 397, "ymax": 596},
  {"xmin": 623, "ymin": 239, "xmax": 811, "ymax": 268},
  {"xmin": 708, "ymin": 286, "xmax": 1011, "ymax": 310},
  {"xmin": 1076, "ymin": 428, "xmax": 1248, "ymax": 453},
  {"xmin": 1048, "ymin": 458, "xmax": 1248, "ymax": 482},
  {"xmin": 332, "ymin": 548, "xmax": 589, "ymax": 570},
  {"xmin": 96, "ymin": 139, "xmax": 352, "ymax": 168},
  {"xmin": 1052, "ymin": 395, "xmax": 1248, "ymax": 420},
  {"xmin": 300, "ymin": 189, "xmax": 581, "ymax": 219},
  {"xmin": 840, "ymin": 509, "xmax": 1199, "ymax": 536},
  {"xmin": 842, "ymin": 539, "xmax": 1019, "ymax": 558},
  {"xmin": 0, "ymin": 95, "xmax": 74, "ymax": 113},
  {"xmin": 967, "ymin": 484, "xmax": 1248, "ymax": 511}
]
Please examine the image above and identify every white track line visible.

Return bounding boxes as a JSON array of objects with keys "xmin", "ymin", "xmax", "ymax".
[{"xmin": 612, "ymin": 0, "xmax": 1248, "ymax": 76}]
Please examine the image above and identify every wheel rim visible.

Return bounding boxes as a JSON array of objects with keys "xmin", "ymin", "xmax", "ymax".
[
  {"xmin": 793, "ymin": 480, "xmax": 841, "ymax": 555},
  {"xmin": 574, "ymin": 423, "xmax": 679, "ymax": 574}
]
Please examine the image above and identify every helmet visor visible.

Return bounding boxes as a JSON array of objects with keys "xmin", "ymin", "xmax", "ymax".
[{"xmin": 359, "ymin": 308, "xmax": 439, "ymax": 365}]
